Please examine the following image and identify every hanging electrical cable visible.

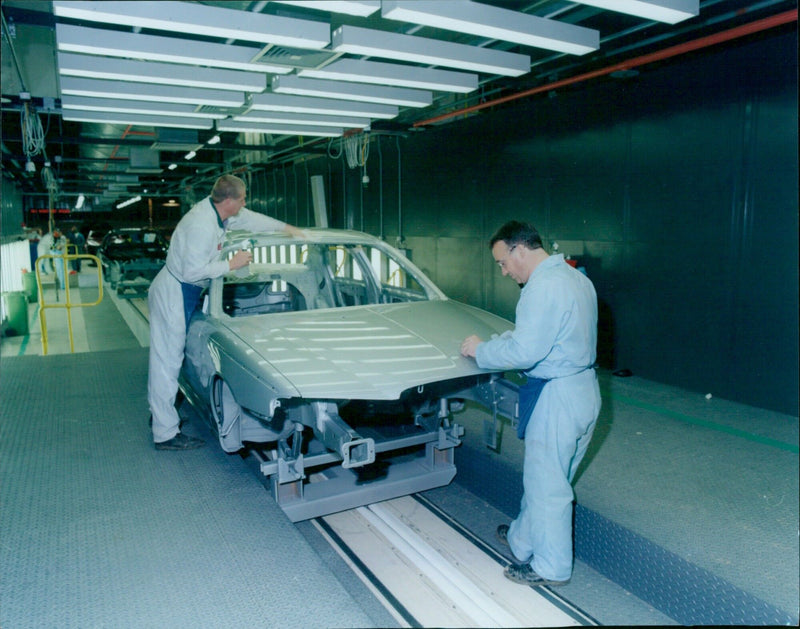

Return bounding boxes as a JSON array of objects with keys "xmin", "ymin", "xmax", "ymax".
[
  {"xmin": 344, "ymin": 132, "xmax": 370, "ymax": 170},
  {"xmin": 327, "ymin": 137, "xmax": 343, "ymax": 160},
  {"xmin": 41, "ymin": 164, "xmax": 58, "ymax": 192},
  {"xmin": 21, "ymin": 103, "xmax": 46, "ymax": 157}
]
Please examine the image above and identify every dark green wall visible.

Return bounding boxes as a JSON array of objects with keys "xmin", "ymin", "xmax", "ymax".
[{"xmin": 266, "ymin": 31, "xmax": 799, "ymax": 416}]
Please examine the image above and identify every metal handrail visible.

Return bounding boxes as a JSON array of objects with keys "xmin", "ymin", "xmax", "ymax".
[{"xmin": 36, "ymin": 252, "xmax": 103, "ymax": 355}]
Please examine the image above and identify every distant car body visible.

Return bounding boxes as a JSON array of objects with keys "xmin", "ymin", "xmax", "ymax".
[
  {"xmin": 98, "ymin": 227, "xmax": 168, "ymax": 295},
  {"xmin": 85, "ymin": 223, "xmax": 113, "ymax": 260},
  {"xmin": 180, "ymin": 228, "xmax": 519, "ymax": 520}
]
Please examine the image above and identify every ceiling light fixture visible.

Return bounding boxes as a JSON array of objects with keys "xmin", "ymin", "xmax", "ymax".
[
  {"xmin": 269, "ymin": 0, "xmax": 380, "ymax": 17},
  {"xmin": 52, "ymin": 0, "xmax": 330, "ymax": 49},
  {"xmin": 299, "ymin": 59, "xmax": 478, "ymax": 93},
  {"xmin": 207, "ymin": 134, "xmax": 221, "ymax": 144},
  {"xmin": 75, "ymin": 194, "xmax": 85, "ymax": 209},
  {"xmin": 381, "ymin": 0, "xmax": 599, "ymax": 56},
  {"xmin": 57, "ymin": 52, "xmax": 267, "ymax": 92},
  {"xmin": 577, "ymin": 0, "xmax": 698, "ymax": 24},
  {"xmin": 55, "ymin": 24, "xmax": 294, "ymax": 75},
  {"xmin": 217, "ymin": 120, "xmax": 343, "ymax": 137},
  {"xmin": 62, "ymin": 110, "xmax": 214, "ymax": 130},
  {"xmin": 250, "ymin": 93, "xmax": 398, "ymax": 119},
  {"xmin": 168, "ymin": 163, "xmax": 178, "ymax": 170},
  {"xmin": 60, "ymin": 96, "xmax": 227, "ymax": 119},
  {"xmin": 234, "ymin": 111, "xmax": 370, "ymax": 128},
  {"xmin": 116, "ymin": 195, "xmax": 142, "ymax": 209},
  {"xmin": 271, "ymin": 75, "xmax": 432, "ymax": 107},
  {"xmin": 184, "ymin": 151, "xmax": 197, "ymax": 160},
  {"xmin": 332, "ymin": 25, "xmax": 530, "ymax": 76},
  {"xmin": 59, "ymin": 77, "xmax": 245, "ymax": 108}
]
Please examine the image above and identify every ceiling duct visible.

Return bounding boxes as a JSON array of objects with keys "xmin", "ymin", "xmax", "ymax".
[
  {"xmin": 149, "ymin": 128, "xmax": 203, "ymax": 152},
  {"xmin": 256, "ymin": 45, "xmax": 338, "ymax": 70},
  {"xmin": 127, "ymin": 146, "xmax": 162, "ymax": 174}
]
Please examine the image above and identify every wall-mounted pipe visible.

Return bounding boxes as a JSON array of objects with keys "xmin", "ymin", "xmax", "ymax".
[
  {"xmin": 413, "ymin": 9, "xmax": 797, "ymax": 128},
  {"xmin": 377, "ymin": 135, "xmax": 384, "ymax": 240},
  {"xmin": 396, "ymin": 137, "xmax": 403, "ymax": 247}
]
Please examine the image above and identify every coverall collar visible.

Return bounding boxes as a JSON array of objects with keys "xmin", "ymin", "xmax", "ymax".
[{"xmin": 209, "ymin": 198, "xmax": 226, "ymax": 229}]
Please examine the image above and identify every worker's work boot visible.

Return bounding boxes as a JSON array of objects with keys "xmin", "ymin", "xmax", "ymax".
[{"xmin": 504, "ymin": 563, "xmax": 569, "ymax": 587}]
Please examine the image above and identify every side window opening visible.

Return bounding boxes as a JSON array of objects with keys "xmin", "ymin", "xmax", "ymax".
[
  {"xmin": 222, "ymin": 280, "xmax": 307, "ymax": 317},
  {"xmin": 219, "ymin": 241, "xmax": 432, "ymax": 316}
]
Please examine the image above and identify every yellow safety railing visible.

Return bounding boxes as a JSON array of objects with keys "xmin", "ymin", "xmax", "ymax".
[{"xmin": 36, "ymin": 250, "xmax": 103, "ymax": 355}]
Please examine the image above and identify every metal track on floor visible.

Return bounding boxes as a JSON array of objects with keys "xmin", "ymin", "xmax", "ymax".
[{"xmin": 313, "ymin": 494, "xmax": 597, "ymax": 628}]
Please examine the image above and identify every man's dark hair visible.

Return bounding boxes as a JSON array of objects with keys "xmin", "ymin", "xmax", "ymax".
[{"xmin": 489, "ymin": 221, "xmax": 543, "ymax": 250}]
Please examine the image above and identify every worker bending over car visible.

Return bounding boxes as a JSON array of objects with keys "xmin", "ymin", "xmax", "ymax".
[
  {"xmin": 148, "ymin": 174, "xmax": 303, "ymax": 451},
  {"xmin": 460, "ymin": 220, "xmax": 601, "ymax": 587}
]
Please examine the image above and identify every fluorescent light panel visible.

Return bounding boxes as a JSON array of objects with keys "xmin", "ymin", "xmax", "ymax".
[
  {"xmin": 52, "ymin": 0, "xmax": 330, "ymax": 49},
  {"xmin": 217, "ymin": 120, "xmax": 343, "ymax": 137},
  {"xmin": 269, "ymin": 0, "xmax": 380, "ymax": 16},
  {"xmin": 234, "ymin": 111, "xmax": 370, "ymax": 128},
  {"xmin": 271, "ymin": 75, "xmax": 431, "ymax": 107},
  {"xmin": 62, "ymin": 110, "xmax": 213, "ymax": 130},
  {"xmin": 332, "ymin": 25, "xmax": 530, "ymax": 76},
  {"xmin": 116, "ymin": 195, "xmax": 142, "ymax": 209},
  {"xmin": 60, "ymin": 76, "xmax": 245, "ymax": 108},
  {"xmin": 381, "ymin": 0, "xmax": 599, "ymax": 56},
  {"xmin": 577, "ymin": 0, "xmax": 698, "ymax": 24},
  {"xmin": 250, "ymin": 93, "xmax": 398, "ymax": 119},
  {"xmin": 57, "ymin": 52, "xmax": 266, "ymax": 92},
  {"xmin": 55, "ymin": 24, "xmax": 293, "ymax": 74},
  {"xmin": 299, "ymin": 59, "xmax": 477, "ymax": 93},
  {"xmin": 61, "ymin": 96, "xmax": 227, "ymax": 119}
]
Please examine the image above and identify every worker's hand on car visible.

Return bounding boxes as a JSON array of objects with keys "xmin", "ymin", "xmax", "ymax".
[
  {"xmin": 228, "ymin": 249, "xmax": 253, "ymax": 271},
  {"xmin": 460, "ymin": 334, "xmax": 482, "ymax": 358}
]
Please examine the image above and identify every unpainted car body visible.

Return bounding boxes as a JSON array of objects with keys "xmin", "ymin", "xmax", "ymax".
[
  {"xmin": 181, "ymin": 229, "xmax": 519, "ymax": 519},
  {"xmin": 98, "ymin": 227, "xmax": 168, "ymax": 295}
]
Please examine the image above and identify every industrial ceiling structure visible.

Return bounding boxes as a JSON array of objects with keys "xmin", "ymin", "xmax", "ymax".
[{"xmin": 1, "ymin": 0, "xmax": 796, "ymax": 212}]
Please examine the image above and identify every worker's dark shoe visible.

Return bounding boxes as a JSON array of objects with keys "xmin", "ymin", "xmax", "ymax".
[
  {"xmin": 496, "ymin": 524, "xmax": 510, "ymax": 547},
  {"xmin": 154, "ymin": 433, "xmax": 205, "ymax": 451},
  {"xmin": 503, "ymin": 563, "xmax": 569, "ymax": 587}
]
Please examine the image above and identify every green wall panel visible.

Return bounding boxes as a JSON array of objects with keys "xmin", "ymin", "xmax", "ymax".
[{"xmin": 265, "ymin": 32, "xmax": 798, "ymax": 415}]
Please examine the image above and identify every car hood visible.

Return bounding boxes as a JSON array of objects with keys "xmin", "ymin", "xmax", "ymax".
[{"xmin": 223, "ymin": 299, "xmax": 513, "ymax": 400}]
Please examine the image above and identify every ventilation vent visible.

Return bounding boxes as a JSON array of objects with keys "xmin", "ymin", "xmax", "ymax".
[
  {"xmin": 127, "ymin": 147, "xmax": 163, "ymax": 173},
  {"xmin": 255, "ymin": 46, "xmax": 338, "ymax": 70},
  {"xmin": 149, "ymin": 129, "xmax": 202, "ymax": 152}
]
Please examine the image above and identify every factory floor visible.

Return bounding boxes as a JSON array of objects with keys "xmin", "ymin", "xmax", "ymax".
[{"xmin": 1, "ymin": 273, "xmax": 798, "ymax": 627}]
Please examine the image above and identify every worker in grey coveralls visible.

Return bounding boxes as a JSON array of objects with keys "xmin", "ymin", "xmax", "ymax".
[
  {"xmin": 148, "ymin": 174, "xmax": 303, "ymax": 450},
  {"xmin": 460, "ymin": 220, "xmax": 601, "ymax": 587}
]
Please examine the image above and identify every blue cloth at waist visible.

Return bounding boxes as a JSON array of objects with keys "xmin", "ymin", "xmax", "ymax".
[
  {"xmin": 166, "ymin": 267, "xmax": 204, "ymax": 329},
  {"xmin": 516, "ymin": 366, "xmax": 597, "ymax": 439},
  {"xmin": 180, "ymin": 282, "xmax": 203, "ymax": 329},
  {"xmin": 517, "ymin": 376, "xmax": 550, "ymax": 439}
]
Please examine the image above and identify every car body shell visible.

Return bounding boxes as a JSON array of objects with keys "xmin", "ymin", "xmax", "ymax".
[
  {"xmin": 181, "ymin": 228, "xmax": 516, "ymax": 467},
  {"xmin": 98, "ymin": 227, "xmax": 168, "ymax": 292}
]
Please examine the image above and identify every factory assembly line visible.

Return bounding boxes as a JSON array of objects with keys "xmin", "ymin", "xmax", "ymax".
[{"xmin": 109, "ymin": 228, "xmax": 595, "ymax": 626}]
